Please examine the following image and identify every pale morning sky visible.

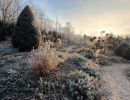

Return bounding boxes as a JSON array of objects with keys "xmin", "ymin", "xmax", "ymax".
[{"xmin": 33, "ymin": 0, "xmax": 130, "ymax": 36}]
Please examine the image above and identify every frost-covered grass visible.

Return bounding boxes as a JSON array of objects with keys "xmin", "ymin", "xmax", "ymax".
[{"xmin": 0, "ymin": 40, "xmax": 102, "ymax": 100}]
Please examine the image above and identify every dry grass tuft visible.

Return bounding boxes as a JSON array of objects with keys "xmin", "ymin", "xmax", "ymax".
[{"xmin": 28, "ymin": 48, "xmax": 59, "ymax": 76}]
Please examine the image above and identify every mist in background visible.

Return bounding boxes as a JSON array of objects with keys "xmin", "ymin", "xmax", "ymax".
[{"xmin": 34, "ymin": 0, "xmax": 130, "ymax": 36}]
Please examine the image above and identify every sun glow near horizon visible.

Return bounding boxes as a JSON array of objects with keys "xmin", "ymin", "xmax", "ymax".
[{"xmin": 35, "ymin": 0, "xmax": 130, "ymax": 37}]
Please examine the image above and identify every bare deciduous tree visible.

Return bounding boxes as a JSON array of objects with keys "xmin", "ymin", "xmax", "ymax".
[
  {"xmin": 0, "ymin": 0, "xmax": 29, "ymax": 21},
  {"xmin": 0, "ymin": 0, "xmax": 13, "ymax": 21}
]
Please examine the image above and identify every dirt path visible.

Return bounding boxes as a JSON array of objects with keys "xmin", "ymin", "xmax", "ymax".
[{"xmin": 101, "ymin": 64, "xmax": 130, "ymax": 100}]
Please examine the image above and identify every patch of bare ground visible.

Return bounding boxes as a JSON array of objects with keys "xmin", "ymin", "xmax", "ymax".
[{"xmin": 100, "ymin": 64, "xmax": 130, "ymax": 100}]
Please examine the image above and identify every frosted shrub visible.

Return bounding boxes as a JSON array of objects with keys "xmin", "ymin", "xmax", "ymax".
[
  {"xmin": 66, "ymin": 70, "xmax": 101, "ymax": 100},
  {"xmin": 123, "ymin": 46, "xmax": 130, "ymax": 60},
  {"xmin": 82, "ymin": 67, "xmax": 100, "ymax": 80},
  {"xmin": 85, "ymin": 60, "xmax": 99, "ymax": 70},
  {"xmin": 114, "ymin": 42, "xmax": 129, "ymax": 57}
]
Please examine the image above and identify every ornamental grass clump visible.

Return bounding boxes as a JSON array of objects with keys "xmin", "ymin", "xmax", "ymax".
[{"xmin": 28, "ymin": 49, "xmax": 58, "ymax": 76}]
